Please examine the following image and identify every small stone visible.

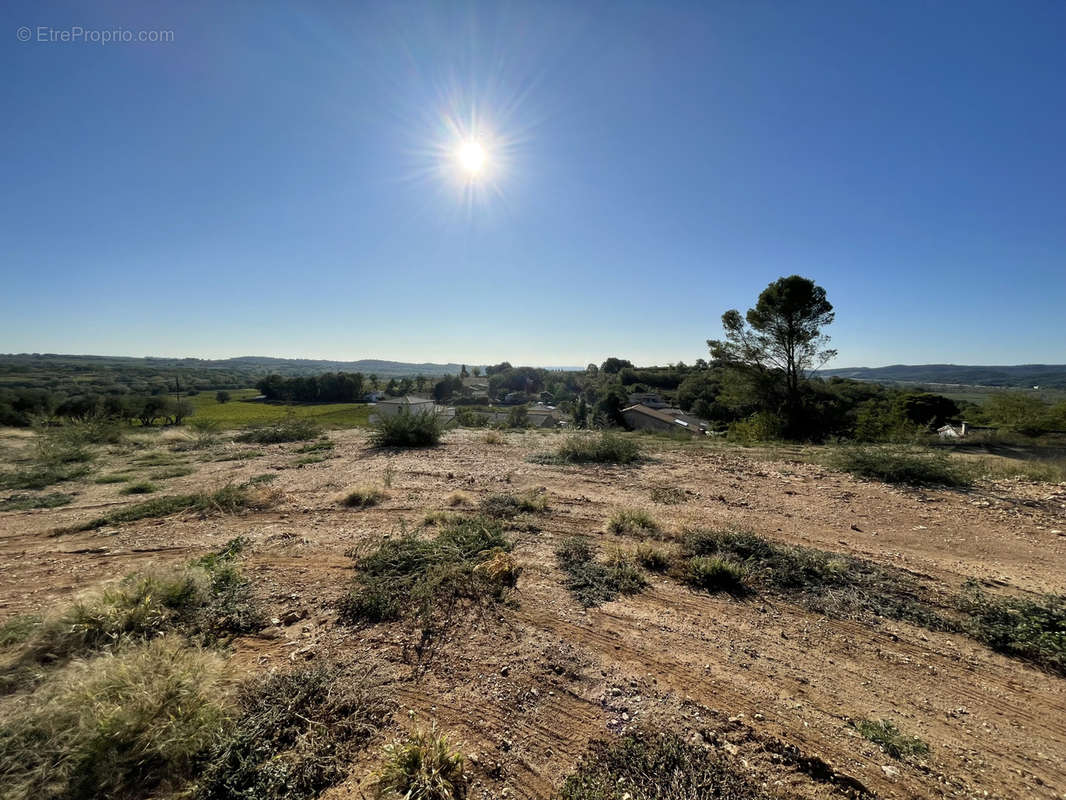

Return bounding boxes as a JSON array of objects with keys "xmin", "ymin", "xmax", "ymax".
[{"xmin": 881, "ymin": 765, "xmax": 900, "ymax": 779}]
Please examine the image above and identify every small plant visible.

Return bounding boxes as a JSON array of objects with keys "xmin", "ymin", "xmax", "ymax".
[
  {"xmin": 555, "ymin": 537, "xmax": 647, "ymax": 607},
  {"xmin": 371, "ymin": 411, "xmax": 443, "ymax": 448},
  {"xmin": 342, "ymin": 486, "xmax": 387, "ymax": 508},
  {"xmin": 446, "ymin": 491, "xmax": 470, "ymax": 507},
  {"xmin": 187, "ymin": 417, "xmax": 222, "ymax": 448},
  {"xmin": 558, "ymin": 728, "xmax": 772, "ymax": 800},
  {"xmin": 684, "ymin": 556, "xmax": 748, "ymax": 594},
  {"xmin": 152, "ymin": 465, "xmax": 195, "ymax": 479},
  {"xmin": 532, "ymin": 432, "xmax": 641, "ymax": 465},
  {"xmin": 479, "ymin": 489, "xmax": 548, "ymax": 518},
  {"xmin": 650, "ymin": 486, "xmax": 687, "ymax": 504},
  {"xmin": 832, "ymin": 445, "xmax": 973, "ymax": 487},
  {"xmin": 376, "ymin": 726, "xmax": 466, "ymax": 800},
  {"xmin": 852, "ymin": 718, "xmax": 930, "ymax": 760},
  {"xmin": 607, "ymin": 508, "xmax": 661, "ymax": 537},
  {"xmin": 120, "ymin": 480, "xmax": 158, "ymax": 495},
  {"xmin": 384, "ymin": 462, "xmax": 395, "ymax": 488},
  {"xmin": 197, "ymin": 666, "xmax": 390, "ymax": 800},
  {"xmin": 0, "ymin": 492, "xmax": 74, "ymax": 511},
  {"xmin": 634, "ymin": 543, "xmax": 670, "ymax": 572},
  {"xmin": 236, "ymin": 413, "xmax": 320, "ymax": 444},
  {"xmin": 483, "ymin": 430, "xmax": 503, "ymax": 444}
]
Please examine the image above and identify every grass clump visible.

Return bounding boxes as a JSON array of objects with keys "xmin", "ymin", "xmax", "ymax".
[
  {"xmin": 339, "ymin": 516, "xmax": 516, "ymax": 634},
  {"xmin": 376, "ymin": 727, "xmax": 465, "ymax": 800},
  {"xmin": 0, "ymin": 493, "xmax": 73, "ymax": 511},
  {"xmin": 0, "ymin": 636, "xmax": 230, "ymax": 800},
  {"xmin": 294, "ymin": 438, "xmax": 335, "ymax": 453},
  {"xmin": 197, "ymin": 666, "xmax": 390, "ymax": 800},
  {"xmin": 557, "ymin": 728, "xmax": 772, "ymax": 800},
  {"xmin": 371, "ymin": 411, "xmax": 444, "ymax": 448},
  {"xmin": 236, "ymin": 413, "xmax": 320, "ymax": 444},
  {"xmin": 446, "ymin": 491, "xmax": 470, "ymax": 507},
  {"xmin": 634, "ymin": 544, "xmax": 670, "ymax": 572},
  {"xmin": 532, "ymin": 433, "xmax": 641, "ymax": 466},
  {"xmin": 555, "ymin": 538, "xmax": 647, "ymax": 607},
  {"xmin": 0, "ymin": 462, "xmax": 90, "ymax": 491},
  {"xmin": 607, "ymin": 508, "xmax": 661, "ymax": 537},
  {"xmin": 8, "ymin": 541, "xmax": 263, "ymax": 674},
  {"xmin": 832, "ymin": 445, "xmax": 973, "ymax": 487},
  {"xmin": 959, "ymin": 585, "xmax": 1066, "ymax": 676},
  {"xmin": 342, "ymin": 486, "xmax": 387, "ymax": 508},
  {"xmin": 119, "ymin": 480, "xmax": 158, "ymax": 495},
  {"xmin": 684, "ymin": 556, "xmax": 749, "ymax": 595},
  {"xmin": 852, "ymin": 718, "xmax": 929, "ymax": 760},
  {"xmin": 94, "ymin": 473, "xmax": 131, "ymax": 484},
  {"xmin": 483, "ymin": 430, "xmax": 503, "ymax": 444},
  {"xmin": 152, "ymin": 466, "xmax": 195, "ymax": 479},
  {"xmin": 60, "ymin": 482, "xmax": 275, "ymax": 533},
  {"xmin": 479, "ymin": 489, "xmax": 548, "ymax": 518},
  {"xmin": 0, "ymin": 615, "xmax": 42, "ymax": 647}
]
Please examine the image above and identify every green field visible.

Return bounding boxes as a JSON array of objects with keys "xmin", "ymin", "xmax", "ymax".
[{"xmin": 190, "ymin": 389, "xmax": 372, "ymax": 429}]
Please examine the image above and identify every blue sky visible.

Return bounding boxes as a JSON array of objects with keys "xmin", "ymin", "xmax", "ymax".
[{"xmin": 2, "ymin": 1, "xmax": 1063, "ymax": 368}]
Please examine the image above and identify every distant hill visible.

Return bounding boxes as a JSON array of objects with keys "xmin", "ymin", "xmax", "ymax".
[
  {"xmin": 0, "ymin": 353, "xmax": 467, "ymax": 380},
  {"xmin": 820, "ymin": 364, "xmax": 1066, "ymax": 389}
]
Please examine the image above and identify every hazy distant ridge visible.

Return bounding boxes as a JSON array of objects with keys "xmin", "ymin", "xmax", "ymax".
[{"xmin": 820, "ymin": 364, "xmax": 1066, "ymax": 388}]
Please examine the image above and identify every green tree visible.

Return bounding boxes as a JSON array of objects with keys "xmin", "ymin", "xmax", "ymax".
[
  {"xmin": 708, "ymin": 275, "xmax": 836, "ymax": 435},
  {"xmin": 894, "ymin": 392, "xmax": 959, "ymax": 430},
  {"xmin": 215, "ymin": 390, "xmax": 231, "ymax": 404},
  {"xmin": 600, "ymin": 357, "xmax": 634, "ymax": 374}
]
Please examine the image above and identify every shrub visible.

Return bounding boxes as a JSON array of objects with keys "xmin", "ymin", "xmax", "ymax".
[
  {"xmin": 959, "ymin": 586, "xmax": 1066, "ymax": 676},
  {"xmin": 0, "ymin": 637, "xmax": 230, "ymax": 800},
  {"xmin": 832, "ymin": 445, "xmax": 973, "ymax": 487},
  {"xmin": 0, "ymin": 493, "xmax": 73, "ymax": 511},
  {"xmin": 607, "ymin": 508, "xmax": 660, "ymax": 537},
  {"xmin": 634, "ymin": 544, "xmax": 670, "ymax": 572},
  {"xmin": 684, "ymin": 556, "xmax": 748, "ymax": 594},
  {"xmin": 197, "ymin": 666, "xmax": 390, "ymax": 800},
  {"xmin": 236, "ymin": 414, "xmax": 319, "ymax": 444},
  {"xmin": 555, "ymin": 538, "xmax": 647, "ymax": 607},
  {"xmin": 532, "ymin": 433, "xmax": 641, "ymax": 465},
  {"xmin": 0, "ymin": 462, "xmax": 91, "ymax": 491},
  {"xmin": 339, "ymin": 516, "xmax": 515, "ymax": 635},
  {"xmin": 341, "ymin": 486, "xmax": 387, "ymax": 508},
  {"xmin": 852, "ymin": 718, "xmax": 929, "ymax": 760},
  {"xmin": 649, "ymin": 486, "xmax": 687, "ymax": 504},
  {"xmin": 479, "ymin": 490, "xmax": 548, "ymax": 518},
  {"xmin": 371, "ymin": 411, "xmax": 443, "ymax": 448},
  {"xmin": 558, "ymin": 728, "xmax": 772, "ymax": 800},
  {"xmin": 375, "ymin": 727, "xmax": 465, "ymax": 800},
  {"xmin": 120, "ymin": 481, "xmax": 158, "ymax": 495},
  {"xmin": 60, "ymin": 483, "xmax": 275, "ymax": 533}
]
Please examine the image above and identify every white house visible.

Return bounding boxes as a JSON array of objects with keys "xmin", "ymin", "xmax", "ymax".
[{"xmin": 373, "ymin": 395, "xmax": 436, "ymax": 418}]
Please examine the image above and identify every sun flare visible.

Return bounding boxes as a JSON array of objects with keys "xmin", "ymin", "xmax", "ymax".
[{"xmin": 457, "ymin": 140, "xmax": 486, "ymax": 175}]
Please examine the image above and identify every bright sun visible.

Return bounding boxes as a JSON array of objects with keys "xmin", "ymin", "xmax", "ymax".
[{"xmin": 457, "ymin": 140, "xmax": 486, "ymax": 174}]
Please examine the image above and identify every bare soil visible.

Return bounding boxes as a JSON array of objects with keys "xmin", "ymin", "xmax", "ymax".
[{"xmin": 1, "ymin": 428, "xmax": 1064, "ymax": 799}]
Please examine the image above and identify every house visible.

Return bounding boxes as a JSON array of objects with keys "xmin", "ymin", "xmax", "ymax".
[
  {"xmin": 621, "ymin": 403, "xmax": 710, "ymax": 436},
  {"xmin": 627, "ymin": 392, "xmax": 668, "ymax": 409},
  {"xmin": 363, "ymin": 391, "xmax": 386, "ymax": 403},
  {"xmin": 937, "ymin": 421, "xmax": 997, "ymax": 438},
  {"xmin": 372, "ymin": 395, "xmax": 436, "ymax": 418}
]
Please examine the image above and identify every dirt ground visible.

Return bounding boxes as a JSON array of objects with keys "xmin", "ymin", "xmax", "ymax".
[{"xmin": 1, "ymin": 427, "xmax": 1064, "ymax": 799}]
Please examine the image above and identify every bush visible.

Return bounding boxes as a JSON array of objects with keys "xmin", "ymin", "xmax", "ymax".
[
  {"xmin": 0, "ymin": 493, "xmax": 73, "ymax": 511},
  {"xmin": 479, "ymin": 490, "xmax": 548, "ymax": 518},
  {"xmin": 375, "ymin": 727, "xmax": 465, "ymax": 800},
  {"xmin": 555, "ymin": 538, "xmax": 647, "ymax": 607},
  {"xmin": 634, "ymin": 544, "xmax": 670, "ymax": 572},
  {"xmin": 341, "ymin": 486, "xmax": 387, "ymax": 508},
  {"xmin": 197, "ymin": 666, "xmax": 390, "ymax": 800},
  {"xmin": 120, "ymin": 481, "xmax": 158, "ymax": 495},
  {"xmin": 852, "ymin": 718, "xmax": 929, "ymax": 760},
  {"xmin": 959, "ymin": 586, "xmax": 1066, "ymax": 676},
  {"xmin": 0, "ymin": 637, "xmax": 230, "ymax": 800},
  {"xmin": 558, "ymin": 728, "xmax": 772, "ymax": 800},
  {"xmin": 339, "ymin": 516, "xmax": 515, "ymax": 635},
  {"xmin": 684, "ymin": 556, "xmax": 748, "ymax": 594},
  {"xmin": 236, "ymin": 414, "xmax": 319, "ymax": 444},
  {"xmin": 532, "ymin": 433, "xmax": 641, "ymax": 465},
  {"xmin": 832, "ymin": 445, "xmax": 973, "ymax": 487},
  {"xmin": 61, "ymin": 483, "xmax": 275, "ymax": 533},
  {"xmin": 607, "ymin": 508, "xmax": 660, "ymax": 537},
  {"xmin": 371, "ymin": 411, "xmax": 444, "ymax": 448}
]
